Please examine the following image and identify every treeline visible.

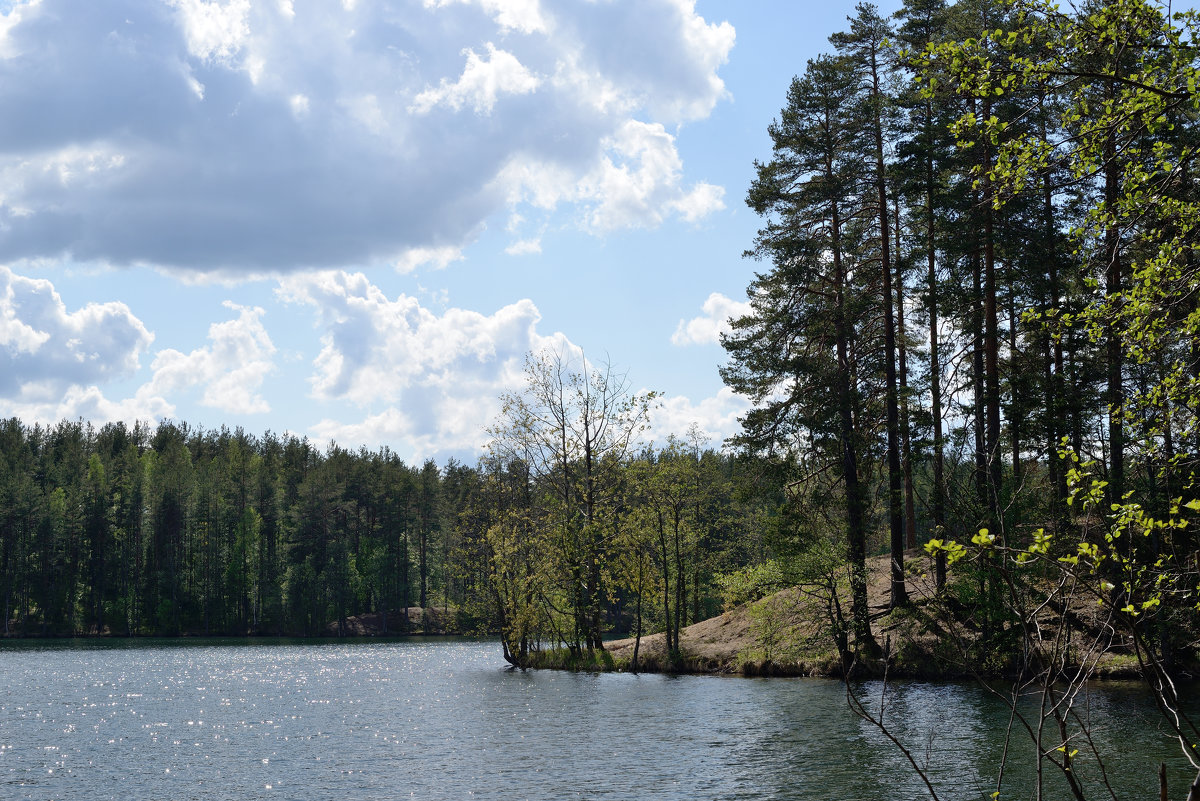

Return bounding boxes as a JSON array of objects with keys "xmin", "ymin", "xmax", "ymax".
[
  {"xmin": 723, "ymin": 0, "xmax": 1200, "ymax": 655},
  {"xmin": 0, "ymin": 415, "xmax": 775, "ymax": 639}
]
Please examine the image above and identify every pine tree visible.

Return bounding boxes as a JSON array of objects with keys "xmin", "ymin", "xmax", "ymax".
[{"xmin": 723, "ymin": 53, "xmax": 881, "ymax": 657}]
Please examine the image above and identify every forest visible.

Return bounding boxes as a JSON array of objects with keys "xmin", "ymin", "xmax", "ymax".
[
  {"xmin": 0, "ymin": 409, "xmax": 775, "ymax": 644},
  {"xmin": 3, "ymin": 0, "xmax": 1200, "ymax": 693},
  {"xmin": 719, "ymin": 0, "xmax": 1200, "ymax": 673}
]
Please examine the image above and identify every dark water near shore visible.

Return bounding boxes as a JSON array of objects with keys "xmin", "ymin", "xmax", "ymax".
[{"xmin": 0, "ymin": 638, "xmax": 1194, "ymax": 800}]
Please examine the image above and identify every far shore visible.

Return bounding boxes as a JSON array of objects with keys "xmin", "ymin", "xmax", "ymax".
[{"xmin": 0, "ymin": 567, "xmax": 1167, "ymax": 683}]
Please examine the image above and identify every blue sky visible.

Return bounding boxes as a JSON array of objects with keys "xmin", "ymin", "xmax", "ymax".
[{"xmin": 0, "ymin": 0, "xmax": 904, "ymax": 462}]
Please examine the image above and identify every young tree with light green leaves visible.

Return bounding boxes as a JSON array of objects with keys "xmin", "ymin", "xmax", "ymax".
[
  {"xmin": 487, "ymin": 347, "xmax": 655, "ymax": 658},
  {"xmin": 912, "ymin": 1, "xmax": 1200, "ymax": 796}
]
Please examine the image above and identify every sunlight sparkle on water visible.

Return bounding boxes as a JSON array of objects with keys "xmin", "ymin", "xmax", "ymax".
[{"xmin": 0, "ymin": 640, "xmax": 1194, "ymax": 801}]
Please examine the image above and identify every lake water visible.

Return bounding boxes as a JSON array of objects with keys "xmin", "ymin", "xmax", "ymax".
[{"xmin": 0, "ymin": 638, "xmax": 1194, "ymax": 800}]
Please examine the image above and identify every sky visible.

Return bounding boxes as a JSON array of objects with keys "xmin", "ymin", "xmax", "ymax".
[{"xmin": 0, "ymin": 0, "xmax": 906, "ymax": 464}]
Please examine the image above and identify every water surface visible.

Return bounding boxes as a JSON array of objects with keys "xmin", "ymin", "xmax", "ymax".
[{"xmin": 0, "ymin": 638, "xmax": 1192, "ymax": 800}]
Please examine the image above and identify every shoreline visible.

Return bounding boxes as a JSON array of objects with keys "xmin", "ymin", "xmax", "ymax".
[
  {"xmin": 3, "ymin": 557, "xmax": 1190, "ymax": 683},
  {"xmin": 0, "ymin": 606, "xmax": 478, "ymax": 640},
  {"xmin": 0, "ymin": 625, "xmax": 1164, "ymax": 682}
]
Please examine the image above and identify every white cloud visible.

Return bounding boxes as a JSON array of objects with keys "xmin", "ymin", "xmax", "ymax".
[
  {"xmin": 146, "ymin": 301, "xmax": 277, "ymax": 414},
  {"xmin": 0, "ymin": 272, "xmax": 278, "ymax": 425},
  {"xmin": 169, "ymin": 0, "xmax": 251, "ymax": 65},
  {"xmin": 667, "ymin": 0, "xmax": 735, "ymax": 120},
  {"xmin": 555, "ymin": 0, "xmax": 733, "ymax": 123},
  {"xmin": 580, "ymin": 120, "xmax": 725, "ymax": 231},
  {"xmin": 549, "ymin": 52, "xmax": 637, "ymax": 118},
  {"xmin": 649, "ymin": 386, "xmax": 750, "ymax": 447},
  {"xmin": 277, "ymin": 269, "xmax": 569, "ymax": 458},
  {"xmin": 670, "ymin": 181, "xmax": 725, "ymax": 223},
  {"xmin": 395, "ymin": 245, "xmax": 465, "ymax": 274},
  {"xmin": 339, "ymin": 94, "xmax": 389, "ymax": 137},
  {"xmin": 504, "ymin": 237, "xmax": 541, "ymax": 256},
  {"xmin": 275, "ymin": 269, "xmax": 744, "ymax": 458},
  {"xmin": 411, "ymin": 43, "xmax": 541, "ymax": 115},
  {"xmin": 671, "ymin": 291, "xmax": 751, "ymax": 346},
  {"xmin": 1, "ymin": 145, "xmax": 128, "ymax": 198},
  {"xmin": 496, "ymin": 120, "xmax": 725, "ymax": 242},
  {"xmin": 0, "ymin": 265, "xmax": 153, "ymax": 399},
  {"xmin": 0, "ymin": 3, "xmax": 36, "ymax": 60},
  {"xmin": 4, "ymin": 383, "xmax": 175, "ymax": 428},
  {"xmin": 0, "ymin": 264, "xmax": 175, "ymax": 426},
  {"xmin": 423, "ymin": 0, "xmax": 548, "ymax": 35},
  {"xmin": 0, "ymin": 0, "xmax": 732, "ymax": 274}
]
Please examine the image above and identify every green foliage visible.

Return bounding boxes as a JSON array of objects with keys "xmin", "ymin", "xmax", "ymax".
[
  {"xmin": 716, "ymin": 560, "xmax": 786, "ymax": 611},
  {"xmin": 747, "ymin": 593, "xmax": 800, "ymax": 663}
]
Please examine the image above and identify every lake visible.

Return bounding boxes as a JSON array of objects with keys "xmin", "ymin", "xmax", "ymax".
[{"xmin": 0, "ymin": 638, "xmax": 1194, "ymax": 800}]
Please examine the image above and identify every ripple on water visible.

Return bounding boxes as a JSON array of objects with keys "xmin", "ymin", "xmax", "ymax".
[{"xmin": 0, "ymin": 640, "xmax": 1195, "ymax": 800}]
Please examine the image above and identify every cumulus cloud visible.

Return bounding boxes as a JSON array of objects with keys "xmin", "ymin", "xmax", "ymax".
[
  {"xmin": 146, "ymin": 301, "xmax": 277, "ymax": 414},
  {"xmin": 0, "ymin": 264, "xmax": 173, "ymax": 425},
  {"xmin": 274, "ymin": 269, "xmax": 750, "ymax": 457},
  {"xmin": 410, "ymin": 43, "xmax": 541, "ymax": 115},
  {"xmin": 169, "ymin": 0, "xmax": 251, "ymax": 65},
  {"xmin": 671, "ymin": 292, "xmax": 751, "ymax": 347},
  {"xmin": 495, "ymin": 120, "xmax": 725, "ymax": 237},
  {"xmin": 580, "ymin": 120, "xmax": 725, "ymax": 231},
  {"xmin": 0, "ymin": 0, "xmax": 733, "ymax": 274},
  {"xmin": 0, "ymin": 266, "xmax": 280, "ymax": 424},
  {"xmin": 504, "ymin": 237, "xmax": 541, "ymax": 256},
  {"xmin": 649, "ymin": 386, "xmax": 750, "ymax": 447},
  {"xmin": 0, "ymin": 265, "xmax": 154, "ymax": 399},
  {"xmin": 395, "ymin": 245, "xmax": 465, "ymax": 275},
  {"xmin": 4, "ymin": 384, "xmax": 176, "ymax": 429},
  {"xmin": 278, "ymin": 270, "xmax": 568, "ymax": 457},
  {"xmin": 423, "ymin": 0, "xmax": 548, "ymax": 35},
  {"xmin": 555, "ymin": 0, "xmax": 733, "ymax": 122}
]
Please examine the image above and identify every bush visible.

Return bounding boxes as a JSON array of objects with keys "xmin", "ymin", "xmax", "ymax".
[{"xmin": 715, "ymin": 560, "xmax": 786, "ymax": 610}]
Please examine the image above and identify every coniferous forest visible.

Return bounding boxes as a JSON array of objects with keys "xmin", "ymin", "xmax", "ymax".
[{"xmin": 0, "ymin": 412, "xmax": 772, "ymax": 641}]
